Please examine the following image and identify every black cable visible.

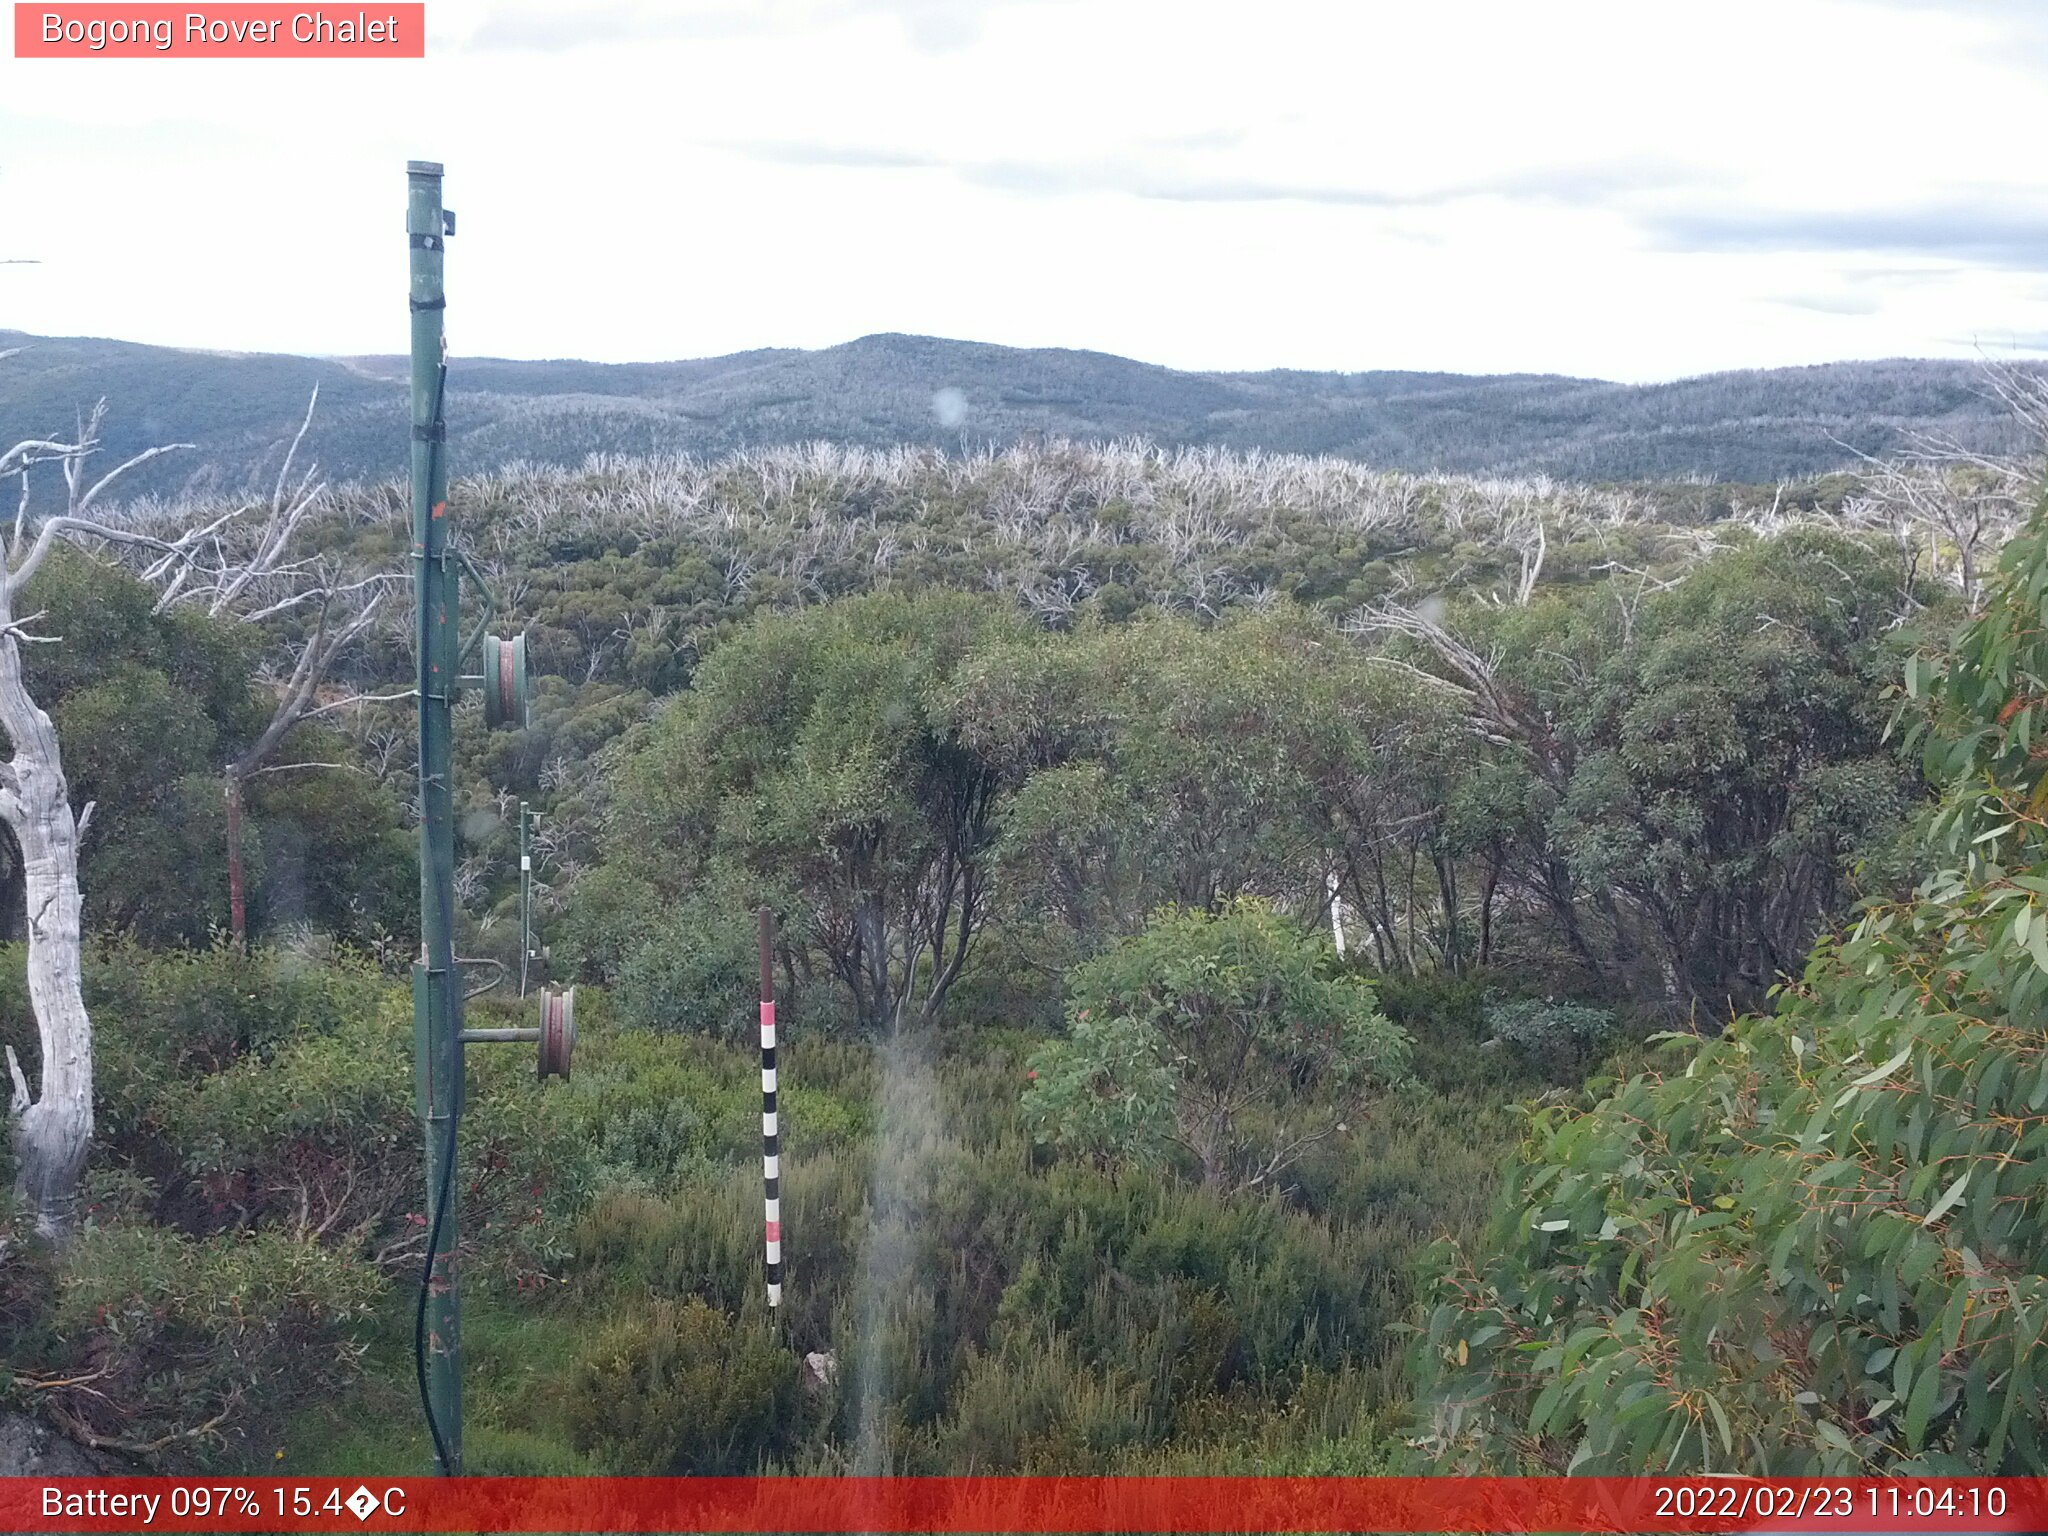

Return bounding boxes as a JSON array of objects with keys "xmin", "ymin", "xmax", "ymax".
[{"xmin": 414, "ymin": 1108, "xmax": 460, "ymax": 1474}]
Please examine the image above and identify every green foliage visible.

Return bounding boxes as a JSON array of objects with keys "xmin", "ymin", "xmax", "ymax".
[
  {"xmin": 1449, "ymin": 527, "xmax": 1920, "ymax": 1015},
  {"xmin": 1025, "ymin": 900, "xmax": 1410, "ymax": 1190},
  {"xmin": 1370, "ymin": 971, "xmax": 1530, "ymax": 1098},
  {"xmin": 610, "ymin": 886, "xmax": 761, "ymax": 1042},
  {"xmin": 0, "ymin": 551, "xmax": 411, "ymax": 946},
  {"xmin": 8, "ymin": 552, "xmax": 256, "ymax": 944},
  {"xmin": 521, "ymin": 1010, "xmax": 1518, "ymax": 1477},
  {"xmin": 565, "ymin": 1298, "xmax": 802, "ymax": 1472},
  {"xmin": 0, "ymin": 940, "xmax": 586, "ymax": 1282},
  {"xmin": 242, "ymin": 757, "xmax": 414, "ymax": 947},
  {"xmin": 1482, "ymin": 997, "xmax": 1618, "ymax": 1077},
  {"xmin": 4, "ymin": 389, "xmax": 1986, "ymax": 1481},
  {"xmin": 608, "ymin": 591, "xmax": 1034, "ymax": 1031},
  {"xmin": 1411, "ymin": 502, "xmax": 2048, "ymax": 1475},
  {"xmin": 274, "ymin": 438, "xmax": 1936, "ymax": 1037},
  {"xmin": 43, "ymin": 1225, "xmax": 380, "ymax": 1458},
  {"xmin": 562, "ymin": 1024, "xmax": 837, "ymax": 1190},
  {"xmin": 272, "ymin": 436, "xmax": 1943, "ymax": 1042},
  {"xmin": 1022, "ymin": 1010, "xmax": 1176, "ymax": 1172},
  {"xmin": 964, "ymin": 610, "xmax": 1444, "ymax": 942}
]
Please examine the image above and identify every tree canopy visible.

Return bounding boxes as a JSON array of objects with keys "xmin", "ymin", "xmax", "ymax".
[{"xmin": 1411, "ymin": 503, "xmax": 2048, "ymax": 1475}]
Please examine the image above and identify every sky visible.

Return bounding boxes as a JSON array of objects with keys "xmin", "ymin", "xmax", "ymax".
[{"xmin": 4, "ymin": 0, "xmax": 2048, "ymax": 381}]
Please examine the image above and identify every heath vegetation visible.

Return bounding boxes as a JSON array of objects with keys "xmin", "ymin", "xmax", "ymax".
[{"xmin": 4, "ymin": 383, "xmax": 2047, "ymax": 1474}]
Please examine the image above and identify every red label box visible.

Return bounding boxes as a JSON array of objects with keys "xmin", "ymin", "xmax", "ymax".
[{"xmin": 13, "ymin": 3, "xmax": 425, "ymax": 56}]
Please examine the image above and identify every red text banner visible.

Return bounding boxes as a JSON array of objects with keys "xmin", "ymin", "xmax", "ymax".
[
  {"xmin": 3, "ymin": 1476, "xmax": 2045, "ymax": 1533},
  {"xmin": 13, "ymin": 5, "xmax": 425, "ymax": 57}
]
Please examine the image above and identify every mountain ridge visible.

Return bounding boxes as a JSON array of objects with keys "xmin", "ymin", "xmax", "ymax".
[{"xmin": 0, "ymin": 327, "xmax": 2036, "ymax": 505}]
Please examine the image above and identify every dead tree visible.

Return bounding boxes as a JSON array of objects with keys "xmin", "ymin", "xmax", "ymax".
[
  {"xmin": 136, "ymin": 391, "xmax": 406, "ymax": 943},
  {"xmin": 0, "ymin": 413, "xmax": 197, "ymax": 1240}
]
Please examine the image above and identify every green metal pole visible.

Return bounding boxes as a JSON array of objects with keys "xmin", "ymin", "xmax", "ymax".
[{"xmin": 407, "ymin": 158, "xmax": 462, "ymax": 1476}]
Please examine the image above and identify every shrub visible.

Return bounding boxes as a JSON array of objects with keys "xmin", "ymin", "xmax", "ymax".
[
  {"xmin": 67, "ymin": 942, "xmax": 586, "ymax": 1286},
  {"xmin": 933, "ymin": 1326, "xmax": 1154, "ymax": 1472},
  {"xmin": 611, "ymin": 890, "xmax": 760, "ymax": 1042},
  {"xmin": 45, "ymin": 1226, "xmax": 380, "ymax": 1461},
  {"xmin": 1482, "ymin": 996, "xmax": 1617, "ymax": 1076},
  {"xmin": 1361, "ymin": 970, "xmax": 1524, "ymax": 1096},
  {"xmin": 1024, "ymin": 900, "xmax": 1410, "ymax": 1191},
  {"xmin": 565, "ymin": 1298, "xmax": 801, "ymax": 1472}
]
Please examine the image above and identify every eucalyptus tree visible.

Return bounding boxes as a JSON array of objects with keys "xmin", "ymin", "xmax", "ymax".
[
  {"xmin": 1359, "ymin": 530, "xmax": 1919, "ymax": 1014},
  {"xmin": 953, "ymin": 608, "xmax": 1450, "ymax": 960},
  {"xmin": 607, "ymin": 590, "xmax": 1033, "ymax": 1033},
  {"xmin": 1413, "ymin": 493, "xmax": 2048, "ymax": 1476}
]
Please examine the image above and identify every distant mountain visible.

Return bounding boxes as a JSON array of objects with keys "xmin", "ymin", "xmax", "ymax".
[{"xmin": 0, "ymin": 328, "xmax": 2036, "ymax": 506}]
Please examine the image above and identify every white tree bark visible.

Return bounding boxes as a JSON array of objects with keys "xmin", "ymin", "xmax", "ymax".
[
  {"xmin": 0, "ymin": 384, "xmax": 393, "ymax": 1233},
  {"xmin": 2, "ymin": 399, "xmax": 197, "ymax": 1241},
  {"xmin": 0, "ymin": 568, "xmax": 93, "ymax": 1238}
]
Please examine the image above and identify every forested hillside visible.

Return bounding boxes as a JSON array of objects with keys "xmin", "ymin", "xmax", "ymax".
[
  {"xmin": 1, "ymin": 329, "xmax": 2038, "ymax": 505},
  {"xmin": 2, "ymin": 418, "xmax": 2044, "ymax": 1477}
]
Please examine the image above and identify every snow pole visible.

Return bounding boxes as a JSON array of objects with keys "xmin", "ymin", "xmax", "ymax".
[{"xmin": 760, "ymin": 907, "xmax": 782, "ymax": 1320}]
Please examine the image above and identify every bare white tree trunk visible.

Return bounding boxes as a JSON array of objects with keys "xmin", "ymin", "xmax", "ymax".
[
  {"xmin": 0, "ymin": 398, "xmax": 197, "ymax": 1241},
  {"xmin": 0, "ymin": 384, "xmax": 389, "ymax": 1232},
  {"xmin": 0, "ymin": 578, "xmax": 93, "ymax": 1239}
]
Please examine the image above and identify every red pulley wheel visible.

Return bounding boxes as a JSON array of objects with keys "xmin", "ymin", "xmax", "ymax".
[{"xmin": 482, "ymin": 632, "xmax": 529, "ymax": 730}]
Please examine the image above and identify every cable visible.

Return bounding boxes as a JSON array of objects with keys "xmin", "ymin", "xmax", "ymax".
[{"xmin": 414, "ymin": 1109, "xmax": 460, "ymax": 1474}]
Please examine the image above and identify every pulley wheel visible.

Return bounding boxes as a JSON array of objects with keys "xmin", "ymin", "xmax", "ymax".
[
  {"xmin": 537, "ymin": 985, "xmax": 575, "ymax": 1080},
  {"xmin": 483, "ymin": 632, "xmax": 529, "ymax": 730}
]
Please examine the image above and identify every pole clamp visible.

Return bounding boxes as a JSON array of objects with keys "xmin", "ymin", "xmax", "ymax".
[
  {"xmin": 409, "ymin": 296, "xmax": 446, "ymax": 312},
  {"xmin": 412, "ymin": 422, "xmax": 448, "ymax": 442},
  {"xmin": 409, "ymin": 233, "xmax": 444, "ymax": 251}
]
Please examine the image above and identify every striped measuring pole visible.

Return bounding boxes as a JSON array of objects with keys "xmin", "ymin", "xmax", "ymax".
[{"xmin": 759, "ymin": 908, "xmax": 782, "ymax": 1316}]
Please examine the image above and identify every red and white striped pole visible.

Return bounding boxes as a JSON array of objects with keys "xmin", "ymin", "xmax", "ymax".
[{"xmin": 759, "ymin": 908, "xmax": 782, "ymax": 1317}]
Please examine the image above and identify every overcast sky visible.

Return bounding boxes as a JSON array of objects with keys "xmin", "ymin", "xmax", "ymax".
[{"xmin": 4, "ymin": 0, "xmax": 2048, "ymax": 380}]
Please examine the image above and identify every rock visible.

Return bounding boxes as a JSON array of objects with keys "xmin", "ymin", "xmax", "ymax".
[
  {"xmin": 802, "ymin": 1350, "xmax": 837, "ymax": 1393},
  {"xmin": 0, "ymin": 1412, "xmax": 117, "ymax": 1476}
]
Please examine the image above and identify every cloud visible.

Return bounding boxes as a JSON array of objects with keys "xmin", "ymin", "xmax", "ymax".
[
  {"xmin": 1844, "ymin": 265, "xmax": 1969, "ymax": 284},
  {"xmin": 1767, "ymin": 290, "xmax": 1884, "ymax": 316},
  {"xmin": 462, "ymin": 2, "xmax": 776, "ymax": 50},
  {"xmin": 741, "ymin": 142, "xmax": 943, "ymax": 171},
  {"xmin": 1149, "ymin": 128, "xmax": 1251, "ymax": 154},
  {"xmin": 955, "ymin": 159, "xmax": 1426, "ymax": 206},
  {"xmin": 726, "ymin": 141, "xmax": 1430, "ymax": 205},
  {"xmin": 1942, "ymin": 329, "xmax": 2048, "ymax": 352},
  {"xmin": 725, "ymin": 140, "xmax": 1709, "ymax": 211},
  {"xmin": 1835, "ymin": 0, "xmax": 2048, "ymax": 66},
  {"xmin": 460, "ymin": 0, "xmax": 1020, "ymax": 53},
  {"xmin": 885, "ymin": 0, "xmax": 994, "ymax": 52},
  {"xmin": 1638, "ymin": 203, "xmax": 2048, "ymax": 267}
]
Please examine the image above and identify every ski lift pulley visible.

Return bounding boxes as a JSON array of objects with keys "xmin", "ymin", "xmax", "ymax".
[
  {"xmin": 537, "ymin": 985, "xmax": 575, "ymax": 1080},
  {"xmin": 483, "ymin": 632, "xmax": 529, "ymax": 729}
]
